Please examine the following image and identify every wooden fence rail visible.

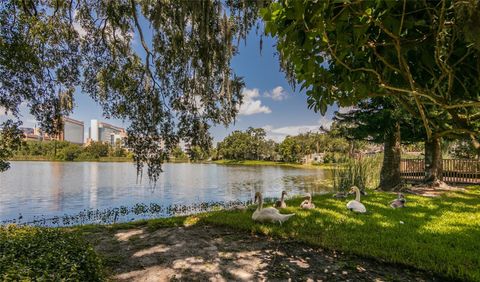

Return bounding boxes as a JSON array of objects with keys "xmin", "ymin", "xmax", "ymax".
[{"xmin": 400, "ymin": 159, "xmax": 480, "ymax": 184}]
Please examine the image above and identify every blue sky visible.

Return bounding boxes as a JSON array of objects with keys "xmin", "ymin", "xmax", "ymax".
[{"xmin": 1, "ymin": 21, "xmax": 338, "ymax": 144}]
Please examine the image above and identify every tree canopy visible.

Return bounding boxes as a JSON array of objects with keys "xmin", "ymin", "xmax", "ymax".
[
  {"xmin": 0, "ymin": 0, "xmax": 262, "ymax": 180},
  {"xmin": 261, "ymin": 0, "xmax": 480, "ymax": 149},
  {"xmin": 334, "ymin": 97, "xmax": 425, "ymax": 144}
]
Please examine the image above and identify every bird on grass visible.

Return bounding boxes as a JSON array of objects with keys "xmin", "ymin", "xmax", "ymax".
[
  {"xmin": 390, "ymin": 193, "xmax": 406, "ymax": 208},
  {"xmin": 275, "ymin": 190, "xmax": 287, "ymax": 208},
  {"xmin": 332, "ymin": 191, "xmax": 347, "ymax": 199},
  {"xmin": 300, "ymin": 193, "xmax": 315, "ymax": 209},
  {"xmin": 346, "ymin": 186, "xmax": 367, "ymax": 213},
  {"xmin": 252, "ymin": 192, "xmax": 294, "ymax": 225}
]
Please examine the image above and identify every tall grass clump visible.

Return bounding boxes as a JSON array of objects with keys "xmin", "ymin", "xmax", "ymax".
[{"xmin": 333, "ymin": 155, "xmax": 382, "ymax": 192}]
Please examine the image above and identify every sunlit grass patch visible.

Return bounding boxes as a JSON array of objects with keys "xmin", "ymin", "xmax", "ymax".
[{"xmin": 196, "ymin": 186, "xmax": 480, "ymax": 281}]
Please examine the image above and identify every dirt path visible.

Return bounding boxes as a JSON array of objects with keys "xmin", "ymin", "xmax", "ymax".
[{"xmin": 85, "ymin": 224, "xmax": 441, "ymax": 281}]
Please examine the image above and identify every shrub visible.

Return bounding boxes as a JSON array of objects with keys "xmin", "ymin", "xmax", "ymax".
[
  {"xmin": 57, "ymin": 144, "xmax": 82, "ymax": 161},
  {"xmin": 84, "ymin": 142, "xmax": 109, "ymax": 158},
  {"xmin": 0, "ymin": 225, "xmax": 104, "ymax": 281}
]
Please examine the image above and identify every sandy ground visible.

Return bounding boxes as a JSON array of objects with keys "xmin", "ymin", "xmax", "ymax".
[{"xmin": 83, "ymin": 224, "xmax": 442, "ymax": 281}]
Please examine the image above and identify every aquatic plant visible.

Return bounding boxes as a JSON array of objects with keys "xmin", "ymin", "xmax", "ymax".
[{"xmin": 1, "ymin": 200, "xmax": 253, "ymax": 227}]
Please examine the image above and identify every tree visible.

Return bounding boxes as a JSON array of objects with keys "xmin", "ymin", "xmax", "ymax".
[
  {"xmin": 171, "ymin": 146, "xmax": 188, "ymax": 160},
  {"xmin": 262, "ymin": 0, "xmax": 480, "ymax": 184},
  {"xmin": 279, "ymin": 136, "xmax": 302, "ymax": 163},
  {"xmin": 84, "ymin": 142, "xmax": 109, "ymax": 159},
  {"xmin": 0, "ymin": 121, "xmax": 23, "ymax": 171},
  {"xmin": 0, "ymin": 0, "xmax": 262, "ymax": 181},
  {"xmin": 216, "ymin": 128, "xmax": 275, "ymax": 161},
  {"xmin": 334, "ymin": 97, "xmax": 425, "ymax": 190},
  {"xmin": 188, "ymin": 145, "xmax": 210, "ymax": 161}
]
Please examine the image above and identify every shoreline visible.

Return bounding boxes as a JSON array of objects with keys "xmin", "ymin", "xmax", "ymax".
[
  {"xmin": 211, "ymin": 159, "xmax": 337, "ymax": 169},
  {"xmin": 8, "ymin": 158, "xmax": 339, "ymax": 169}
]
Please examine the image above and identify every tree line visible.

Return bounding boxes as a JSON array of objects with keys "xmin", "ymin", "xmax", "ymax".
[
  {"xmin": 215, "ymin": 127, "xmax": 361, "ymax": 164},
  {"xmin": 13, "ymin": 141, "xmax": 130, "ymax": 162}
]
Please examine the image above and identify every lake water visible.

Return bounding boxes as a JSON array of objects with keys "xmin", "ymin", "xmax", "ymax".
[{"xmin": 0, "ymin": 161, "xmax": 333, "ymax": 226}]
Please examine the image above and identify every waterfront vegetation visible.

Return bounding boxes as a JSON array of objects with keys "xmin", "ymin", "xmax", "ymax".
[
  {"xmin": 11, "ymin": 141, "xmax": 132, "ymax": 162},
  {"xmin": 212, "ymin": 159, "xmax": 337, "ymax": 169},
  {"xmin": 2, "ymin": 187, "xmax": 479, "ymax": 281}
]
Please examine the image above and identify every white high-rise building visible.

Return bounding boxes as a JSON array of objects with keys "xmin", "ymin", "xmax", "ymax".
[
  {"xmin": 59, "ymin": 117, "xmax": 84, "ymax": 144},
  {"xmin": 89, "ymin": 119, "xmax": 126, "ymax": 146}
]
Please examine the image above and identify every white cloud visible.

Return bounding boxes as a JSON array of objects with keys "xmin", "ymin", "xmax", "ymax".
[
  {"xmin": 337, "ymin": 106, "xmax": 355, "ymax": 114},
  {"xmin": 73, "ymin": 10, "xmax": 87, "ymax": 38},
  {"xmin": 73, "ymin": 10, "xmax": 134, "ymax": 44},
  {"xmin": 264, "ymin": 86, "xmax": 288, "ymax": 101},
  {"xmin": 238, "ymin": 88, "xmax": 271, "ymax": 116},
  {"xmin": 263, "ymin": 116, "xmax": 333, "ymax": 142}
]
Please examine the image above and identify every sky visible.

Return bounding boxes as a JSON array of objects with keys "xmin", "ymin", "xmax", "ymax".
[{"xmin": 1, "ymin": 19, "xmax": 339, "ymax": 144}]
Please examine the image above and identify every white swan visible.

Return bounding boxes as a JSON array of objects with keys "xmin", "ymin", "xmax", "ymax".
[
  {"xmin": 252, "ymin": 192, "xmax": 294, "ymax": 224},
  {"xmin": 390, "ymin": 193, "xmax": 406, "ymax": 208},
  {"xmin": 300, "ymin": 193, "xmax": 315, "ymax": 209},
  {"xmin": 274, "ymin": 191, "xmax": 287, "ymax": 208},
  {"xmin": 346, "ymin": 186, "xmax": 367, "ymax": 213}
]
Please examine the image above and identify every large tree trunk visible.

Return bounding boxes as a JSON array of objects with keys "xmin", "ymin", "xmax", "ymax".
[
  {"xmin": 379, "ymin": 122, "xmax": 401, "ymax": 190},
  {"xmin": 424, "ymin": 136, "xmax": 444, "ymax": 186}
]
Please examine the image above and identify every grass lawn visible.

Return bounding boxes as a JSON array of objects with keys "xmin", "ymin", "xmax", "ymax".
[
  {"xmin": 197, "ymin": 187, "xmax": 480, "ymax": 281},
  {"xmin": 212, "ymin": 159, "xmax": 336, "ymax": 169}
]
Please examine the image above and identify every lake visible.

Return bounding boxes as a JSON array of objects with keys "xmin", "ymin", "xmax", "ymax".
[{"xmin": 0, "ymin": 161, "xmax": 333, "ymax": 226}]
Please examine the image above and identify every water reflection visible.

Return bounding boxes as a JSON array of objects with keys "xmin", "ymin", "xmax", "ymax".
[{"xmin": 0, "ymin": 162, "xmax": 334, "ymax": 225}]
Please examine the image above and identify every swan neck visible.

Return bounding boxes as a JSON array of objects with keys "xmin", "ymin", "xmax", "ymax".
[
  {"xmin": 257, "ymin": 195, "xmax": 263, "ymax": 211},
  {"xmin": 355, "ymin": 190, "xmax": 360, "ymax": 202}
]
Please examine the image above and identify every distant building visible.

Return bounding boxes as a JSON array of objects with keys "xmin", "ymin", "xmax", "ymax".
[
  {"xmin": 20, "ymin": 127, "xmax": 41, "ymax": 141},
  {"xmin": 20, "ymin": 126, "xmax": 54, "ymax": 142},
  {"xmin": 57, "ymin": 117, "xmax": 84, "ymax": 144},
  {"xmin": 302, "ymin": 153, "xmax": 325, "ymax": 164},
  {"xmin": 89, "ymin": 119, "xmax": 126, "ymax": 146}
]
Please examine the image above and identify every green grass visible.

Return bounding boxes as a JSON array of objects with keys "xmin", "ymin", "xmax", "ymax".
[
  {"xmin": 198, "ymin": 187, "xmax": 480, "ymax": 281},
  {"xmin": 76, "ymin": 186, "xmax": 480, "ymax": 281},
  {"xmin": 213, "ymin": 159, "xmax": 337, "ymax": 169}
]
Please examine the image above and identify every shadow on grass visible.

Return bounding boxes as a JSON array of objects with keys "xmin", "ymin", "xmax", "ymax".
[
  {"xmin": 75, "ymin": 188, "xmax": 479, "ymax": 281},
  {"xmin": 199, "ymin": 188, "xmax": 480, "ymax": 281},
  {"xmin": 79, "ymin": 216, "xmax": 439, "ymax": 281}
]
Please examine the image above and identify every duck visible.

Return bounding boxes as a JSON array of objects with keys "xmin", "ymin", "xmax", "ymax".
[
  {"xmin": 300, "ymin": 193, "xmax": 315, "ymax": 209},
  {"xmin": 252, "ymin": 192, "xmax": 294, "ymax": 225},
  {"xmin": 346, "ymin": 186, "xmax": 367, "ymax": 213},
  {"xmin": 332, "ymin": 191, "xmax": 347, "ymax": 199},
  {"xmin": 274, "ymin": 191, "xmax": 287, "ymax": 208},
  {"xmin": 390, "ymin": 193, "xmax": 406, "ymax": 208}
]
